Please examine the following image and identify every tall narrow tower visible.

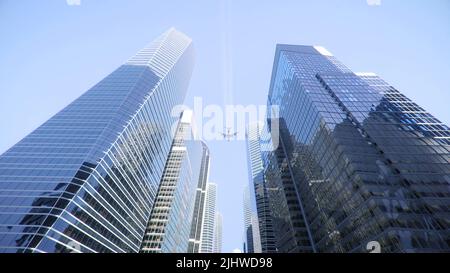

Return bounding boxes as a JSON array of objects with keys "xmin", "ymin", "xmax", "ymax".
[
  {"xmin": 200, "ymin": 183, "xmax": 217, "ymax": 253},
  {"xmin": 245, "ymin": 123, "xmax": 277, "ymax": 253},
  {"xmin": 140, "ymin": 110, "xmax": 205, "ymax": 253},
  {"xmin": 187, "ymin": 142, "xmax": 211, "ymax": 253},
  {"xmin": 243, "ymin": 185, "xmax": 262, "ymax": 253},
  {"xmin": 214, "ymin": 212, "xmax": 223, "ymax": 253}
]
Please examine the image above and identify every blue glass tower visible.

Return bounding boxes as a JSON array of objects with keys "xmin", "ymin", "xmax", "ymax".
[
  {"xmin": 0, "ymin": 28, "xmax": 195, "ymax": 253},
  {"xmin": 256, "ymin": 44, "xmax": 450, "ymax": 252}
]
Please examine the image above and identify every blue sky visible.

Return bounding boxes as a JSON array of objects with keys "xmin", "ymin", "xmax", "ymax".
[{"xmin": 0, "ymin": 0, "xmax": 449, "ymax": 252}]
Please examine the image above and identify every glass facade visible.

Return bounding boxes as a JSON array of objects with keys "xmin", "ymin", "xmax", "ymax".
[
  {"xmin": 259, "ymin": 44, "xmax": 450, "ymax": 252},
  {"xmin": 187, "ymin": 141, "xmax": 210, "ymax": 253},
  {"xmin": 243, "ymin": 185, "xmax": 254, "ymax": 253},
  {"xmin": 140, "ymin": 110, "xmax": 205, "ymax": 253},
  {"xmin": 200, "ymin": 182, "xmax": 217, "ymax": 253},
  {"xmin": 214, "ymin": 212, "xmax": 223, "ymax": 253},
  {"xmin": 243, "ymin": 185, "xmax": 262, "ymax": 253},
  {"xmin": 0, "ymin": 28, "xmax": 195, "ymax": 253},
  {"xmin": 245, "ymin": 123, "xmax": 277, "ymax": 253}
]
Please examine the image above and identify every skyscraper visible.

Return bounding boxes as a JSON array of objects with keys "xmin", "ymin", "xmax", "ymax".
[
  {"xmin": 187, "ymin": 141, "xmax": 211, "ymax": 253},
  {"xmin": 140, "ymin": 110, "xmax": 205, "ymax": 253},
  {"xmin": 243, "ymin": 185, "xmax": 262, "ymax": 253},
  {"xmin": 259, "ymin": 44, "xmax": 450, "ymax": 252},
  {"xmin": 250, "ymin": 215, "xmax": 262, "ymax": 253},
  {"xmin": 243, "ymin": 186, "xmax": 254, "ymax": 253},
  {"xmin": 214, "ymin": 212, "xmax": 223, "ymax": 253},
  {"xmin": 245, "ymin": 123, "xmax": 277, "ymax": 253},
  {"xmin": 0, "ymin": 28, "xmax": 195, "ymax": 253},
  {"xmin": 200, "ymin": 182, "xmax": 217, "ymax": 253}
]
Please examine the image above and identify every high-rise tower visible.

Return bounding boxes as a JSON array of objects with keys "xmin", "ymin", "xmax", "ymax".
[
  {"xmin": 258, "ymin": 44, "xmax": 450, "ymax": 252},
  {"xmin": 0, "ymin": 28, "xmax": 194, "ymax": 253},
  {"xmin": 187, "ymin": 142, "xmax": 211, "ymax": 253},
  {"xmin": 214, "ymin": 212, "xmax": 223, "ymax": 253},
  {"xmin": 245, "ymin": 123, "xmax": 277, "ymax": 253},
  {"xmin": 140, "ymin": 110, "xmax": 205, "ymax": 253},
  {"xmin": 200, "ymin": 182, "xmax": 217, "ymax": 253},
  {"xmin": 243, "ymin": 185, "xmax": 262, "ymax": 253}
]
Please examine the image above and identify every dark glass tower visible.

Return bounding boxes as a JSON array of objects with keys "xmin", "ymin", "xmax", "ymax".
[
  {"xmin": 0, "ymin": 28, "xmax": 195, "ymax": 253},
  {"xmin": 257, "ymin": 44, "xmax": 450, "ymax": 252}
]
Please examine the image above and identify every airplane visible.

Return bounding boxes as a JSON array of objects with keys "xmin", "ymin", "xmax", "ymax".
[{"xmin": 220, "ymin": 127, "xmax": 238, "ymax": 142}]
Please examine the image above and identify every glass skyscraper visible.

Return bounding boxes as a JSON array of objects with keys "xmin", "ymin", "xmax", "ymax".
[
  {"xmin": 0, "ymin": 28, "xmax": 195, "ymax": 253},
  {"xmin": 200, "ymin": 182, "xmax": 217, "ymax": 253},
  {"xmin": 251, "ymin": 44, "xmax": 450, "ymax": 253},
  {"xmin": 214, "ymin": 212, "xmax": 223, "ymax": 253},
  {"xmin": 245, "ymin": 123, "xmax": 277, "ymax": 253},
  {"xmin": 187, "ymin": 141, "xmax": 211, "ymax": 253},
  {"xmin": 140, "ymin": 110, "xmax": 205, "ymax": 253},
  {"xmin": 243, "ymin": 186, "xmax": 254, "ymax": 253},
  {"xmin": 243, "ymin": 185, "xmax": 262, "ymax": 253}
]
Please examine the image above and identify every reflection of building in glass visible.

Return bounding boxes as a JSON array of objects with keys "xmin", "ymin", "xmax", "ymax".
[
  {"xmin": 245, "ymin": 123, "xmax": 276, "ymax": 253},
  {"xmin": 0, "ymin": 28, "xmax": 195, "ymax": 253},
  {"xmin": 140, "ymin": 110, "xmax": 207, "ymax": 253},
  {"xmin": 253, "ymin": 44, "xmax": 450, "ymax": 253}
]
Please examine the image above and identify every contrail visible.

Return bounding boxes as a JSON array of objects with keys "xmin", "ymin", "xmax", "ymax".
[{"xmin": 221, "ymin": 0, "xmax": 233, "ymax": 107}]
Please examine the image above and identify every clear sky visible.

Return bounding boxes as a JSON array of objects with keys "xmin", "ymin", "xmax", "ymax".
[{"xmin": 0, "ymin": 0, "xmax": 449, "ymax": 253}]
